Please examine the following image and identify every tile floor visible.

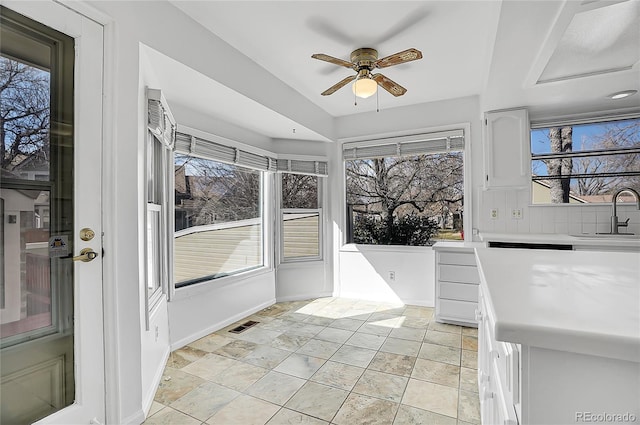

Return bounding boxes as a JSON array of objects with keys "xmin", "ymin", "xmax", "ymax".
[{"xmin": 144, "ymin": 297, "xmax": 480, "ymax": 425}]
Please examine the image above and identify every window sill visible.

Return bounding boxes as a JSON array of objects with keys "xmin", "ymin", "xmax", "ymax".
[
  {"xmin": 340, "ymin": 243, "xmax": 434, "ymax": 253},
  {"xmin": 171, "ymin": 266, "xmax": 274, "ymax": 301}
]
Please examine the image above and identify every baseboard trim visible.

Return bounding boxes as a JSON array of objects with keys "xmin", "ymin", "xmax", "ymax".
[
  {"xmin": 120, "ymin": 408, "xmax": 145, "ymax": 425},
  {"xmin": 141, "ymin": 346, "xmax": 170, "ymax": 420},
  {"xmin": 275, "ymin": 292, "xmax": 333, "ymax": 303}
]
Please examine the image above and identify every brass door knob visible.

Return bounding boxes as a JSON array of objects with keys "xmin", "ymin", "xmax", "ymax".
[{"xmin": 73, "ymin": 248, "xmax": 98, "ymax": 262}]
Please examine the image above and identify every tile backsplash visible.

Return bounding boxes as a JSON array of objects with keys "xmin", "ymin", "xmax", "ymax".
[{"xmin": 478, "ymin": 188, "xmax": 640, "ymax": 236}]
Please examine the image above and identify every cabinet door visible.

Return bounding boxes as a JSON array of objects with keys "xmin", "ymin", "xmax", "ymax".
[{"xmin": 484, "ymin": 109, "xmax": 530, "ymax": 188}]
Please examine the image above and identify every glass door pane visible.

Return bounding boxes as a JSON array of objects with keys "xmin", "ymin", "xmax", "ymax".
[{"xmin": 0, "ymin": 6, "xmax": 75, "ymax": 424}]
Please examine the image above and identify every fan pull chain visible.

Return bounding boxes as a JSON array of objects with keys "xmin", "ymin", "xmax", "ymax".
[
  {"xmin": 376, "ymin": 86, "xmax": 380, "ymax": 112},
  {"xmin": 354, "ymin": 77, "xmax": 358, "ymax": 106}
]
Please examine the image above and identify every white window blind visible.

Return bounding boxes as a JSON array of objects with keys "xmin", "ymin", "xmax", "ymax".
[
  {"xmin": 176, "ymin": 131, "xmax": 328, "ymax": 176},
  {"xmin": 343, "ymin": 129, "xmax": 465, "ymax": 160},
  {"xmin": 147, "ymin": 88, "xmax": 176, "ymax": 149}
]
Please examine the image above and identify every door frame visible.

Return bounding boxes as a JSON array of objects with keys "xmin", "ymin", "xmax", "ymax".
[{"xmin": 0, "ymin": 0, "xmax": 118, "ymax": 423}]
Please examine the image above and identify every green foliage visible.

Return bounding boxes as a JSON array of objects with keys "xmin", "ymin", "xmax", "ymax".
[{"xmin": 352, "ymin": 213, "xmax": 439, "ymax": 246}]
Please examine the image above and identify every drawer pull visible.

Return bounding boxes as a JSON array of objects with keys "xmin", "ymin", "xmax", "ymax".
[
  {"xmin": 483, "ymin": 391, "xmax": 494, "ymax": 401},
  {"xmin": 475, "ymin": 309, "xmax": 483, "ymax": 321},
  {"xmin": 479, "ymin": 372, "xmax": 490, "ymax": 383}
]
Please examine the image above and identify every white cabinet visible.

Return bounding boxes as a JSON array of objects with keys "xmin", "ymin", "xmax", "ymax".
[
  {"xmin": 435, "ymin": 245, "xmax": 480, "ymax": 326},
  {"xmin": 484, "ymin": 108, "xmax": 530, "ymax": 189}
]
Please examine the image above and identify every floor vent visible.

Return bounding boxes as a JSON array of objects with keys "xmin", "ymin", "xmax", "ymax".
[{"xmin": 228, "ymin": 320, "xmax": 259, "ymax": 334}]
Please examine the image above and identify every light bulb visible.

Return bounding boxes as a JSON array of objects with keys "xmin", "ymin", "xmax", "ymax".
[{"xmin": 352, "ymin": 78, "xmax": 377, "ymax": 98}]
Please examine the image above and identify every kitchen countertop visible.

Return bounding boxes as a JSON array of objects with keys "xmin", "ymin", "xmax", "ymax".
[
  {"xmin": 480, "ymin": 232, "xmax": 640, "ymax": 249},
  {"xmin": 433, "ymin": 241, "xmax": 485, "ymax": 250},
  {"xmin": 475, "ymin": 247, "xmax": 640, "ymax": 362}
]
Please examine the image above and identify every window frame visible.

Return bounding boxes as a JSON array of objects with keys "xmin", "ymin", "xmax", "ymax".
[
  {"xmin": 529, "ymin": 113, "xmax": 640, "ymax": 205},
  {"xmin": 278, "ymin": 173, "xmax": 324, "ymax": 263},
  {"xmin": 340, "ymin": 124, "xmax": 472, "ymax": 246}
]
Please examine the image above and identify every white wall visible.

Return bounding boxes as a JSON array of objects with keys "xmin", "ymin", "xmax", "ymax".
[
  {"xmin": 338, "ymin": 245, "xmax": 435, "ymax": 306},
  {"xmin": 168, "ymin": 272, "xmax": 276, "ymax": 350}
]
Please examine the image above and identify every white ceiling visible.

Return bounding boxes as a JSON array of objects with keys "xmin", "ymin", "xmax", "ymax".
[{"xmin": 163, "ymin": 0, "xmax": 640, "ymax": 141}]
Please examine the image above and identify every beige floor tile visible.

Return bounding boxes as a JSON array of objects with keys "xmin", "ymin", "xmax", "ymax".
[
  {"xmin": 329, "ymin": 317, "xmax": 365, "ymax": 331},
  {"xmin": 315, "ymin": 327, "xmax": 354, "ymax": 344},
  {"xmin": 206, "ymin": 394, "xmax": 279, "ymax": 425},
  {"xmin": 296, "ymin": 338, "xmax": 341, "ymax": 359},
  {"xmin": 353, "ymin": 369, "xmax": 409, "ymax": 403},
  {"xmin": 271, "ymin": 332, "xmax": 311, "ymax": 352},
  {"xmin": 345, "ymin": 332, "xmax": 386, "ymax": 350},
  {"xmin": 153, "ymin": 367, "xmax": 205, "ymax": 405},
  {"xmin": 367, "ymin": 316, "xmax": 406, "ymax": 329},
  {"xmin": 411, "ymin": 358, "xmax": 460, "ymax": 388},
  {"xmin": 147, "ymin": 401, "xmax": 165, "ymax": 417},
  {"xmin": 245, "ymin": 371, "xmax": 306, "ymax": 405},
  {"xmin": 209, "ymin": 361, "xmax": 268, "ymax": 392},
  {"xmin": 143, "ymin": 407, "xmax": 201, "ymax": 425},
  {"xmin": 369, "ymin": 312, "xmax": 403, "ymax": 322},
  {"xmin": 333, "ymin": 393, "xmax": 398, "ymax": 425},
  {"xmin": 168, "ymin": 346, "xmax": 208, "ymax": 369},
  {"xmin": 329, "ymin": 345, "xmax": 376, "ymax": 368},
  {"xmin": 288, "ymin": 323, "xmax": 326, "ymax": 338},
  {"xmin": 368, "ymin": 352, "xmax": 416, "ymax": 377},
  {"xmin": 259, "ymin": 318, "xmax": 298, "ymax": 332},
  {"xmin": 310, "ymin": 360, "xmax": 364, "ymax": 391},
  {"xmin": 380, "ymin": 337, "xmax": 422, "ymax": 357},
  {"xmin": 462, "ymin": 336, "xmax": 478, "ymax": 351},
  {"xmin": 169, "ymin": 382, "xmax": 240, "ymax": 421},
  {"xmin": 236, "ymin": 328, "xmax": 284, "ymax": 345},
  {"xmin": 425, "ymin": 330, "xmax": 462, "ymax": 348},
  {"xmin": 402, "ymin": 379, "xmax": 459, "ymax": 418},
  {"xmin": 266, "ymin": 408, "xmax": 329, "ymax": 424},
  {"xmin": 358, "ymin": 322, "xmax": 394, "ymax": 336},
  {"xmin": 285, "ymin": 381, "xmax": 349, "ymax": 422},
  {"xmin": 274, "ymin": 353, "xmax": 325, "ymax": 379},
  {"xmin": 189, "ymin": 333, "xmax": 236, "ymax": 353},
  {"xmin": 260, "ymin": 304, "xmax": 291, "ymax": 317},
  {"xmin": 417, "ymin": 341, "xmax": 445, "ymax": 358},
  {"xmin": 461, "ymin": 327, "xmax": 478, "ymax": 337},
  {"xmin": 458, "ymin": 390, "xmax": 480, "ymax": 424},
  {"xmin": 389, "ymin": 326, "xmax": 427, "ymax": 342},
  {"xmin": 212, "ymin": 339, "xmax": 258, "ymax": 360},
  {"xmin": 461, "ymin": 350, "xmax": 478, "ymax": 369},
  {"xmin": 401, "ymin": 316, "xmax": 431, "ymax": 329},
  {"xmin": 428, "ymin": 322, "xmax": 463, "ymax": 335},
  {"xmin": 242, "ymin": 345, "xmax": 291, "ymax": 369},
  {"xmin": 393, "ymin": 405, "xmax": 457, "ymax": 425},
  {"xmin": 304, "ymin": 316, "xmax": 335, "ymax": 326},
  {"xmin": 459, "ymin": 367, "xmax": 478, "ymax": 393},
  {"xmin": 404, "ymin": 306, "xmax": 434, "ymax": 319},
  {"xmin": 181, "ymin": 354, "xmax": 237, "ymax": 381}
]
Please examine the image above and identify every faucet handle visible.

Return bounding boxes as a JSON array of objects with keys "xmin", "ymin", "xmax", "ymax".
[{"xmin": 618, "ymin": 218, "xmax": 630, "ymax": 228}]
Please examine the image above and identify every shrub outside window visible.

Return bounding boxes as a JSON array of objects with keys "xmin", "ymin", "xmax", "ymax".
[
  {"xmin": 174, "ymin": 154, "xmax": 263, "ymax": 286},
  {"xmin": 281, "ymin": 173, "xmax": 322, "ymax": 261},
  {"xmin": 530, "ymin": 117, "xmax": 640, "ymax": 204}
]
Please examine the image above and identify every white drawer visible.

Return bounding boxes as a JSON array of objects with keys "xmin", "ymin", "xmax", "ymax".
[
  {"xmin": 439, "ymin": 299, "xmax": 478, "ymax": 322},
  {"xmin": 439, "ymin": 251, "xmax": 476, "ymax": 266},
  {"xmin": 440, "ymin": 282, "xmax": 479, "ymax": 302},
  {"xmin": 439, "ymin": 264, "xmax": 480, "ymax": 284}
]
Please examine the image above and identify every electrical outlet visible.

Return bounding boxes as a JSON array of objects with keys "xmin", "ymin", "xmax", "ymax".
[
  {"xmin": 389, "ymin": 271, "xmax": 395, "ymax": 281},
  {"xmin": 511, "ymin": 208, "xmax": 523, "ymax": 220},
  {"xmin": 490, "ymin": 208, "xmax": 498, "ymax": 220}
]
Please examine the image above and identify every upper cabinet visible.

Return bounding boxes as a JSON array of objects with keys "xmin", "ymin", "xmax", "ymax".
[{"xmin": 483, "ymin": 108, "xmax": 530, "ymax": 189}]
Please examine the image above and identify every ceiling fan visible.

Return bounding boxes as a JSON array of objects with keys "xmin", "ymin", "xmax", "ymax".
[{"xmin": 311, "ymin": 47, "xmax": 422, "ymax": 98}]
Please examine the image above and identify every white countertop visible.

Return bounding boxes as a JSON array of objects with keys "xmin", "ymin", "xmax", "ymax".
[
  {"xmin": 480, "ymin": 232, "xmax": 640, "ymax": 249},
  {"xmin": 475, "ymin": 247, "xmax": 640, "ymax": 362},
  {"xmin": 433, "ymin": 241, "xmax": 485, "ymax": 250}
]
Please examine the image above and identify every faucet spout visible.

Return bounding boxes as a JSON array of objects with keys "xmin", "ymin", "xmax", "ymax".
[{"xmin": 611, "ymin": 187, "xmax": 640, "ymax": 234}]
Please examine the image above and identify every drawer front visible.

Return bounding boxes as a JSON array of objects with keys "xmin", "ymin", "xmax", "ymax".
[
  {"xmin": 439, "ymin": 251, "xmax": 476, "ymax": 266},
  {"xmin": 439, "ymin": 299, "xmax": 478, "ymax": 322},
  {"xmin": 439, "ymin": 264, "xmax": 480, "ymax": 284},
  {"xmin": 440, "ymin": 282, "xmax": 478, "ymax": 302}
]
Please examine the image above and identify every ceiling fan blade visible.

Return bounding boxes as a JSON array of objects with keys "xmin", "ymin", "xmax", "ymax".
[
  {"xmin": 372, "ymin": 73, "xmax": 407, "ymax": 97},
  {"xmin": 374, "ymin": 48, "xmax": 423, "ymax": 69},
  {"xmin": 321, "ymin": 75, "xmax": 356, "ymax": 96},
  {"xmin": 312, "ymin": 53, "xmax": 355, "ymax": 69}
]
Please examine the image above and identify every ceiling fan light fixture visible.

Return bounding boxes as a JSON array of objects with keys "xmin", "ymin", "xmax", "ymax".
[{"xmin": 352, "ymin": 77, "xmax": 377, "ymax": 98}]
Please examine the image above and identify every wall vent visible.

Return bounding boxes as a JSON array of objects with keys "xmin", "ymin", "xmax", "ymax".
[{"xmin": 228, "ymin": 320, "xmax": 259, "ymax": 334}]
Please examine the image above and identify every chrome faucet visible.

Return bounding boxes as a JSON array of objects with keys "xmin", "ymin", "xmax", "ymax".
[{"xmin": 611, "ymin": 187, "xmax": 640, "ymax": 234}]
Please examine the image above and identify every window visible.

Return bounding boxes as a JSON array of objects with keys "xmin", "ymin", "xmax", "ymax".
[
  {"xmin": 145, "ymin": 88, "xmax": 174, "ymax": 313},
  {"xmin": 531, "ymin": 117, "xmax": 640, "ymax": 204},
  {"xmin": 344, "ymin": 131, "xmax": 465, "ymax": 245},
  {"xmin": 281, "ymin": 173, "xmax": 322, "ymax": 261},
  {"xmin": 174, "ymin": 154, "xmax": 263, "ymax": 286}
]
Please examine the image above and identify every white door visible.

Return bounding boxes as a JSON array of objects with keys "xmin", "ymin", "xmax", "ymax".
[{"xmin": 0, "ymin": 1, "xmax": 105, "ymax": 424}]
